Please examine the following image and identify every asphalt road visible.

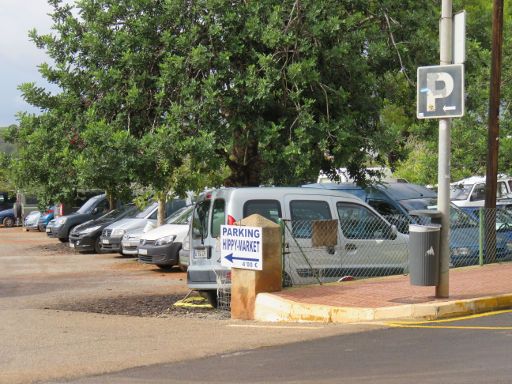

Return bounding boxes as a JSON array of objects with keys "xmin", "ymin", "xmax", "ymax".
[{"xmin": 54, "ymin": 311, "xmax": 512, "ymax": 384}]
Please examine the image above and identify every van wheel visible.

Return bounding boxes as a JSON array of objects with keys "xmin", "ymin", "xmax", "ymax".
[
  {"xmin": 199, "ymin": 291, "xmax": 218, "ymax": 308},
  {"xmin": 3, "ymin": 216, "xmax": 15, "ymax": 227}
]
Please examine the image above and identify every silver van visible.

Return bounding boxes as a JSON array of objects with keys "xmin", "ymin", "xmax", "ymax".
[{"xmin": 187, "ymin": 187, "xmax": 408, "ymax": 306}]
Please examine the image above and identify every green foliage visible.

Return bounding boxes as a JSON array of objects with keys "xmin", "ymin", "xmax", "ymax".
[{"xmin": 12, "ymin": 0, "xmax": 512, "ymax": 204}]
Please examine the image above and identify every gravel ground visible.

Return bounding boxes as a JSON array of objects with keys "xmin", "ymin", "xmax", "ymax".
[{"xmin": 49, "ymin": 293, "xmax": 232, "ymax": 320}]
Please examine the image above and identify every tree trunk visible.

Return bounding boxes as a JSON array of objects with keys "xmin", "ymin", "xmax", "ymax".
[
  {"xmin": 157, "ymin": 195, "xmax": 166, "ymax": 227},
  {"xmin": 224, "ymin": 126, "xmax": 262, "ymax": 187}
]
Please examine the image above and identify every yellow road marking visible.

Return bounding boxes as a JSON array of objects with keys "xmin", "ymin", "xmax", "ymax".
[
  {"xmin": 385, "ymin": 309, "xmax": 512, "ymax": 330},
  {"xmin": 387, "ymin": 324, "xmax": 512, "ymax": 330},
  {"xmin": 388, "ymin": 309, "xmax": 512, "ymax": 325}
]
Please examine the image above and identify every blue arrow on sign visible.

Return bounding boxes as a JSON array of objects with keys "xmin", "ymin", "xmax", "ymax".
[{"xmin": 224, "ymin": 253, "xmax": 260, "ymax": 264}]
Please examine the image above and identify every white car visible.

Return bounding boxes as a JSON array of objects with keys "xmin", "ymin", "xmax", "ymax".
[{"xmin": 137, "ymin": 206, "xmax": 193, "ymax": 270}]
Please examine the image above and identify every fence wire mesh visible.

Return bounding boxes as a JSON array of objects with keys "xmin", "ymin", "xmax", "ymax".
[
  {"xmin": 282, "ymin": 207, "xmax": 512, "ymax": 287},
  {"xmin": 215, "ymin": 269, "xmax": 231, "ymax": 310}
]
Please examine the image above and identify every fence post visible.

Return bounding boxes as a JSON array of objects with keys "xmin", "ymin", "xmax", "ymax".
[{"xmin": 479, "ymin": 208, "xmax": 484, "ymax": 266}]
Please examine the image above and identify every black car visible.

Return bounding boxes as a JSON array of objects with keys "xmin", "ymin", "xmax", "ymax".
[
  {"xmin": 69, "ymin": 205, "xmax": 138, "ymax": 253},
  {"xmin": 46, "ymin": 194, "xmax": 110, "ymax": 242}
]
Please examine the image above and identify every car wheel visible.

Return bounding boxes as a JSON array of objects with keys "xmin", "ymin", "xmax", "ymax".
[
  {"xmin": 94, "ymin": 237, "xmax": 103, "ymax": 254},
  {"xmin": 156, "ymin": 264, "xmax": 173, "ymax": 271},
  {"xmin": 58, "ymin": 238, "xmax": 67, "ymax": 243},
  {"xmin": 3, "ymin": 216, "xmax": 15, "ymax": 227}
]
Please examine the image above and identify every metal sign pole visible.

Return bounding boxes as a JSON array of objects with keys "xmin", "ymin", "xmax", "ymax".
[{"xmin": 436, "ymin": 0, "xmax": 453, "ymax": 298}]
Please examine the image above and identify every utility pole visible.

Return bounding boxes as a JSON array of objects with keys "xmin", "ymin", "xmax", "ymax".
[
  {"xmin": 436, "ymin": 0, "xmax": 453, "ymax": 298},
  {"xmin": 484, "ymin": 0, "xmax": 504, "ymax": 264}
]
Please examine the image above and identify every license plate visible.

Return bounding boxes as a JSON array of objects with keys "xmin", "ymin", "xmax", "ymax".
[
  {"xmin": 194, "ymin": 248, "xmax": 207, "ymax": 259},
  {"xmin": 46, "ymin": 228, "xmax": 51, "ymax": 233},
  {"xmin": 69, "ymin": 242, "xmax": 75, "ymax": 248},
  {"xmin": 139, "ymin": 248, "xmax": 147, "ymax": 255},
  {"xmin": 102, "ymin": 239, "xmax": 110, "ymax": 244}
]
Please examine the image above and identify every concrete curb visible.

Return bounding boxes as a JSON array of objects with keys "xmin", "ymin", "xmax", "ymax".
[{"xmin": 254, "ymin": 292, "xmax": 512, "ymax": 323}]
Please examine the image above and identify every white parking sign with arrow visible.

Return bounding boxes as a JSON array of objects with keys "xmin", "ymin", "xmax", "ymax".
[{"xmin": 220, "ymin": 225, "xmax": 263, "ymax": 270}]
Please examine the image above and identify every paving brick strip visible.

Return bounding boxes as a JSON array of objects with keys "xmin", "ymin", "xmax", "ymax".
[{"xmin": 254, "ymin": 263, "xmax": 512, "ymax": 323}]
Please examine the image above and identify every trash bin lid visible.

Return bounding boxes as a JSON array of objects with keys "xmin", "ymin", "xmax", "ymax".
[{"xmin": 409, "ymin": 224, "xmax": 441, "ymax": 233}]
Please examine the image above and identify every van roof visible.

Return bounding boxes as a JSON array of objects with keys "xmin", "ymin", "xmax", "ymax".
[
  {"xmin": 303, "ymin": 182, "xmax": 437, "ymax": 201},
  {"xmin": 201, "ymin": 186, "xmax": 363, "ymax": 202}
]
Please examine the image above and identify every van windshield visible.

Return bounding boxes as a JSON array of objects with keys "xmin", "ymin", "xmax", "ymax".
[
  {"xmin": 450, "ymin": 185, "xmax": 472, "ymax": 200},
  {"xmin": 77, "ymin": 196, "xmax": 102, "ymax": 214}
]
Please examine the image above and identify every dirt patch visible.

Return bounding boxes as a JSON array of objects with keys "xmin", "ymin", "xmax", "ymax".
[
  {"xmin": 27, "ymin": 241, "xmax": 75, "ymax": 256},
  {"xmin": 49, "ymin": 293, "xmax": 231, "ymax": 320}
]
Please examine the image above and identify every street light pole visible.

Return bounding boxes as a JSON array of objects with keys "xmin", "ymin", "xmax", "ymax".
[{"xmin": 436, "ymin": 0, "xmax": 453, "ymax": 298}]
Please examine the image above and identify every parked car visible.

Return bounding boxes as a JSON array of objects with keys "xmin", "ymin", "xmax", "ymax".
[
  {"xmin": 46, "ymin": 194, "xmax": 110, "ymax": 242},
  {"xmin": 178, "ymin": 232, "xmax": 190, "ymax": 272},
  {"xmin": 138, "ymin": 205, "xmax": 193, "ymax": 270},
  {"xmin": 450, "ymin": 176, "xmax": 512, "ymax": 208},
  {"xmin": 100, "ymin": 199, "xmax": 187, "ymax": 254},
  {"xmin": 0, "ymin": 192, "xmax": 16, "ymax": 212},
  {"xmin": 121, "ymin": 228, "xmax": 148, "ymax": 257},
  {"xmin": 23, "ymin": 210, "xmax": 41, "ymax": 231},
  {"xmin": 68, "ymin": 204, "xmax": 138, "ymax": 253},
  {"xmin": 188, "ymin": 187, "xmax": 408, "ymax": 307},
  {"xmin": 304, "ymin": 182, "xmax": 512, "ymax": 266},
  {"xmin": 0, "ymin": 208, "xmax": 16, "ymax": 227},
  {"xmin": 37, "ymin": 206, "xmax": 56, "ymax": 232}
]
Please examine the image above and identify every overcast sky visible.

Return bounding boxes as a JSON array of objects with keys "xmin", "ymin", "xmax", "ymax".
[{"xmin": 0, "ymin": 0, "xmax": 55, "ymax": 126}]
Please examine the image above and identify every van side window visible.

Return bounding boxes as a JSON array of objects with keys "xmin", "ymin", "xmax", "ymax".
[
  {"xmin": 290, "ymin": 200, "xmax": 331, "ymax": 238},
  {"xmin": 497, "ymin": 182, "xmax": 508, "ymax": 198},
  {"xmin": 243, "ymin": 200, "xmax": 282, "ymax": 223},
  {"xmin": 470, "ymin": 184, "xmax": 486, "ymax": 201},
  {"xmin": 192, "ymin": 200, "xmax": 210, "ymax": 240},
  {"xmin": 337, "ymin": 202, "xmax": 390, "ymax": 240},
  {"xmin": 211, "ymin": 199, "xmax": 225, "ymax": 238}
]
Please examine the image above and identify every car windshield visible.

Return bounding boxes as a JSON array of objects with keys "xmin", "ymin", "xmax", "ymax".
[
  {"xmin": 77, "ymin": 196, "xmax": 103, "ymax": 214},
  {"xmin": 450, "ymin": 184, "xmax": 472, "ymax": 200},
  {"xmin": 99, "ymin": 205, "xmax": 137, "ymax": 221},
  {"xmin": 399, "ymin": 197, "xmax": 478, "ymax": 228},
  {"xmin": 165, "ymin": 205, "xmax": 193, "ymax": 225},
  {"xmin": 135, "ymin": 202, "xmax": 157, "ymax": 218}
]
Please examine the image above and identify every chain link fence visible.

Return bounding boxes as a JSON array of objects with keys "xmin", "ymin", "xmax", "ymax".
[{"xmin": 281, "ymin": 207, "xmax": 512, "ymax": 287}]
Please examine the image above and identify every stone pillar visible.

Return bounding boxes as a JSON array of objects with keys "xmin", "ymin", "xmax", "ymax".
[{"xmin": 230, "ymin": 214, "xmax": 282, "ymax": 320}]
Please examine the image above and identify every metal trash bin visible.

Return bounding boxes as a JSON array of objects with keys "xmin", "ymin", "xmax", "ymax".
[{"xmin": 408, "ymin": 224, "xmax": 441, "ymax": 286}]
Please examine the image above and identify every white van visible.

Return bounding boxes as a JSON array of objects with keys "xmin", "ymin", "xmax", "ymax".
[
  {"xmin": 187, "ymin": 187, "xmax": 408, "ymax": 306},
  {"xmin": 450, "ymin": 176, "xmax": 512, "ymax": 208}
]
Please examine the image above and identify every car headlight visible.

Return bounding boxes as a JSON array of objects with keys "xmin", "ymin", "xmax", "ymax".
[
  {"xmin": 55, "ymin": 217, "xmax": 68, "ymax": 225},
  {"xmin": 111, "ymin": 228, "xmax": 126, "ymax": 237},
  {"xmin": 80, "ymin": 225, "xmax": 101, "ymax": 235},
  {"xmin": 155, "ymin": 235, "xmax": 176, "ymax": 246},
  {"xmin": 452, "ymin": 247, "xmax": 470, "ymax": 257}
]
